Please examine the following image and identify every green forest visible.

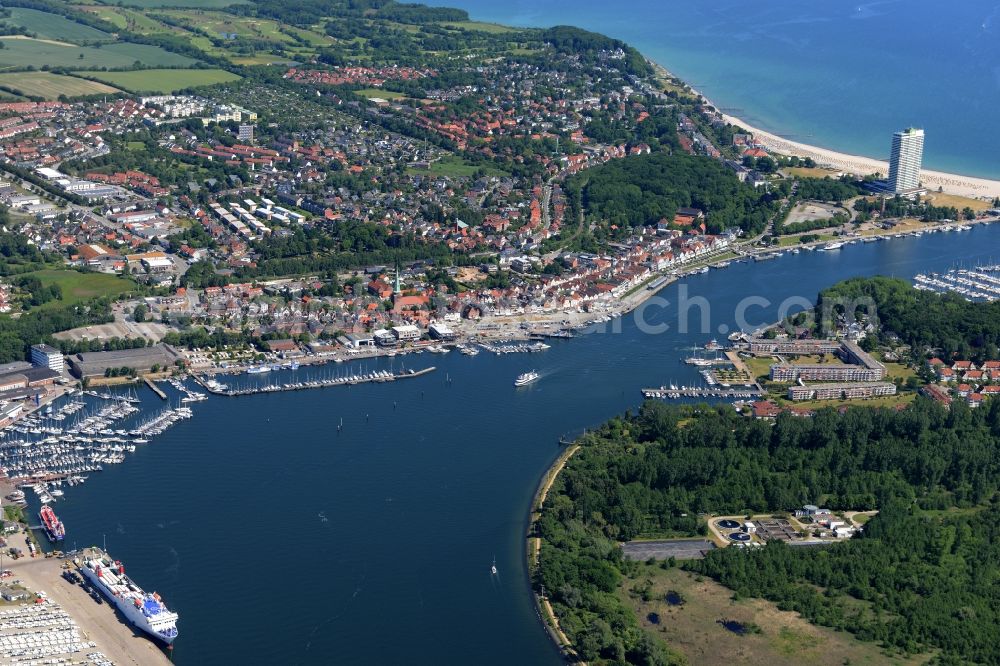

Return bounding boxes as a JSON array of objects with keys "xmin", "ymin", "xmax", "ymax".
[
  {"xmin": 819, "ymin": 276, "xmax": 1000, "ymax": 360},
  {"xmin": 538, "ymin": 393, "xmax": 1000, "ymax": 664},
  {"xmin": 571, "ymin": 153, "xmax": 779, "ymax": 236}
]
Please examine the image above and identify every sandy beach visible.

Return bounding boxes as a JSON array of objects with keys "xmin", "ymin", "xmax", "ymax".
[
  {"xmin": 719, "ymin": 112, "xmax": 1000, "ymax": 200},
  {"xmin": 649, "ymin": 61, "xmax": 1000, "ymax": 200}
]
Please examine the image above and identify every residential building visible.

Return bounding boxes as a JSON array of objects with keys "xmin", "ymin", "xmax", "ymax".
[
  {"xmin": 888, "ymin": 127, "xmax": 924, "ymax": 194},
  {"xmin": 787, "ymin": 382, "xmax": 897, "ymax": 401}
]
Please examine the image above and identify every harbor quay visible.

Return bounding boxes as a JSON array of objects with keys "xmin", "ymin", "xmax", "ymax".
[{"xmin": 4, "ymin": 555, "xmax": 171, "ymax": 666}]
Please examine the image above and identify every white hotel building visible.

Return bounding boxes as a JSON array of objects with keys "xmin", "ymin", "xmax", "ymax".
[{"xmin": 888, "ymin": 127, "xmax": 924, "ymax": 194}]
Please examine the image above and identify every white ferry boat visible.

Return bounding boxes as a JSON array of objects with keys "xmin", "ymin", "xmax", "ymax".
[
  {"xmin": 514, "ymin": 371, "xmax": 540, "ymax": 387},
  {"xmin": 821, "ymin": 241, "xmax": 845, "ymax": 251},
  {"xmin": 79, "ymin": 548, "xmax": 179, "ymax": 645}
]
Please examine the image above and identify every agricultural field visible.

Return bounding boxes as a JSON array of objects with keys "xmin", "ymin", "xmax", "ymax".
[
  {"xmin": 27, "ymin": 269, "xmax": 135, "ymax": 309},
  {"xmin": 161, "ymin": 10, "xmax": 296, "ymax": 44},
  {"xmin": 228, "ymin": 55, "xmax": 295, "ymax": 66},
  {"xmin": 440, "ymin": 20, "xmax": 518, "ymax": 34},
  {"xmin": 77, "ymin": 5, "xmax": 127, "ymax": 30},
  {"xmin": 81, "ymin": 68, "xmax": 241, "ymax": 93},
  {"xmin": 284, "ymin": 25, "xmax": 335, "ymax": 47},
  {"xmin": 81, "ymin": 6, "xmax": 170, "ymax": 34},
  {"xmin": 93, "ymin": 0, "xmax": 246, "ymax": 7},
  {"xmin": 0, "ymin": 37, "xmax": 197, "ymax": 69},
  {"xmin": 0, "ymin": 72, "xmax": 120, "ymax": 99},
  {"xmin": 1, "ymin": 8, "xmax": 111, "ymax": 43}
]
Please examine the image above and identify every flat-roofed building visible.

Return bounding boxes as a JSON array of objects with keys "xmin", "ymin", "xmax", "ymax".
[
  {"xmin": 30, "ymin": 343, "xmax": 63, "ymax": 372},
  {"xmin": 67, "ymin": 344, "xmax": 181, "ymax": 379},
  {"xmin": 770, "ymin": 363, "xmax": 883, "ymax": 382},
  {"xmin": 787, "ymin": 382, "xmax": 896, "ymax": 401},
  {"xmin": 391, "ymin": 325, "xmax": 421, "ymax": 342},
  {"xmin": 748, "ymin": 338, "xmax": 841, "ymax": 355},
  {"xmin": 428, "ymin": 322, "xmax": 456, "ymax": 340}
]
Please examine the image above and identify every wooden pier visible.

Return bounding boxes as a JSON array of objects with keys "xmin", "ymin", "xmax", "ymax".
[{"xmin": 143, "ymin": 377, "xmax": 167, "ymax": 400}]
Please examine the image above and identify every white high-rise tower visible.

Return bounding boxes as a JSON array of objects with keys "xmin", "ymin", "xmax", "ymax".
[{"xmin": 887, "ymin": 128, "xmax": 924, "ymax": 194}]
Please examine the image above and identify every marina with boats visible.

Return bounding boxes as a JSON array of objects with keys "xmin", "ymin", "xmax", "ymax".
[
  {"xmin": 913, "ymin": 265, "xmax": 1000, "ymax": 302},
  {"xmin": 193, "ymin": 365, "xmax": 436, "ymax": 397},
  {"xmin": 641, "ymin": 384, "xmax": 765, "ymax": 400},
  {"xmin": 1, "ymin": 390, "xmax": 194, "ymax": 504}
]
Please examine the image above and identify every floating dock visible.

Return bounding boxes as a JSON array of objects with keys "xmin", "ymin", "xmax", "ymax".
[
  {"xmin": 143, "ymin": 377, "xmax": 166, "ymax": 400},
  {"xmin": 684, "ymin": 357, "xmax": 732, "ymax": 366}
]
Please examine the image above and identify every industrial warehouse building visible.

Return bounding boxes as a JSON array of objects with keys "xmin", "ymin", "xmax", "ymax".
[{"xmin": 67, "ymin": 345, "xmax": 182, "ymax": 379}]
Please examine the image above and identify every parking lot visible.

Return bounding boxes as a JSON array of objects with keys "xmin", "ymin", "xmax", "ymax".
[
  {"xmin": 622, "ymin": 539, "xmax": 716, "ymax": 560},
  {"xmin": 0, "ymin": 600, "xmax": 112, "ymax": 665}
]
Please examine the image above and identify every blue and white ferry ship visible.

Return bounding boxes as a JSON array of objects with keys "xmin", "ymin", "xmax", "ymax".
[{"xmin": 79, "ymin": 548, "xmax": 179, "ymax": 645}]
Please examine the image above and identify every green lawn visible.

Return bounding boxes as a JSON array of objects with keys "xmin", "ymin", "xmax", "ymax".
[
  {"xmin": 776, "ymin": 233, "xmax": 834, "ymax": 247},
  {"xmin": 0, "ymin": 38, "xmax": 196, "ymax": 69},
  {"xmin": 883, "ymin": 361, "xmax": 916, "ymax": 382},
  {"xmin": 28, "ymin": 269, "xmax": 135, "ymax": 308},
  {"xmin": 784, "ymin": 166, "xmax": 843, "ymax": 179},
  {"xmin": 354, "ymin": 88, "xmax": 407, "ymax": 100},
  {"xmin": 1, "ymin": 8, "xmax": 112, "ymax": 43},
  {"xmin": 408, "ymin": 155, "xmax": 507, "ymax": 178},
  {"xmin": 622, "ymin": 565, "xmax": 922, "ymax": 666},
  {"xmin": 80, "ymin": 68, "xmax": 241, "ymax": 93},
  {"xmin": 0, "ymin": 72, "xmax": 120, "ymax": 99}
]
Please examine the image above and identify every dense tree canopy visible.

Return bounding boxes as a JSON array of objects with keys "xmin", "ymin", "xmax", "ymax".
[
  {"xmin": 819, "ymin": 276, "xmax": 1000, "ymax": 360},
  {"xmin": 572, "ymin": 153, "xmax": 778, "ymax": 235},
  {"xmin": 539, "ymin": 394, "xmax": 1000, "ymax": 664}
]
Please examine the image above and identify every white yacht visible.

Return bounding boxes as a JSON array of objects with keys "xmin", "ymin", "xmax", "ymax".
[{"xmin": 514, "ymin": 371, "xmax": 540, "ymax": 387}]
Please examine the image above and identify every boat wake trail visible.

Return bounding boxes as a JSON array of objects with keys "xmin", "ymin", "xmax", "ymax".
[
  {"xmin": 164, "ymin": 547, "xmax": 180, "ymax": 577},
  {"xmin": 304, "ymin": 570, "xmax": 367, "ymax": 651}
]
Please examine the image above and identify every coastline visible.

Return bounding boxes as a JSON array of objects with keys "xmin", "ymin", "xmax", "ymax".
[
  {"xmin": 648, "ymin": 63, "xmax": 1000, "ymax": 200},
  {"xmin": 526, "ymin": 442, "xmax": 583, "ymax": 664}
]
